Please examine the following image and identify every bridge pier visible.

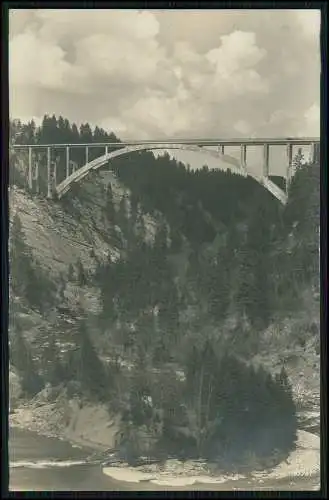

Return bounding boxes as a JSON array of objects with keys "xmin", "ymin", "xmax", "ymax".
[
  {"xmin": 286, "ymin": 143, "xmax": 293, "ymax": 193},
  {"xmin": 262, "ymin": 144, "xmax": 270, "ymax": 178},
  {"xmin": 240, "ymin": 144, "xmax": 247, "ymax": 170},
  {"xmin": 105, "ymin": 145, "xmax": 109, "ymax": 155},
  {"xmin": 70, "ymin": 160, "xmax": 77, "ymax": 174},
  {"xmin": 52, "ymin": 160, "xmax": 57, "ymax": 188},
  {"xmin": 34, "ymin": 160, "xmax": 39, "ymax": 194},
  {"xmin": 66, "ymin": 146, "xmax": 70, "ymax": 178},
  {"xmin": 47, "ymin": 146, "xmax": 52, "ymax": 199},
  {"xmin": 28, "ymin": 147, "xmax": 33, "ymax": 190},
  {"xmin": 310, "ymin": 142, "xmax": 320, "ymax": 164},
  {"xmin": 85, "ymin": 146, "xmax": 89, "ymax": 165}
]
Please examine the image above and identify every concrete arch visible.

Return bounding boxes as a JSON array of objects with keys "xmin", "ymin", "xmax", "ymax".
[{"xmin": 55, "ymin": 143, "xmax": 287, "ymax": 204}]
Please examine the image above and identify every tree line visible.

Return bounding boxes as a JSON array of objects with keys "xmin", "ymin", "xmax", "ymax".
[{"xmin": 9, "ymin": 116, "xmax": 121, "ymax": 193}]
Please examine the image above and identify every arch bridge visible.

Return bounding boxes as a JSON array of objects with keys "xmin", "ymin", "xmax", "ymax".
[{"xmin": 11, "ymin": 137, "xmax": 320, "ymax": 205}]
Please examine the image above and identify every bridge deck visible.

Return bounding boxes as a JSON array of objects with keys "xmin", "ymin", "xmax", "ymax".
[{"xmin": 11, "ymin": 137, "xmax": 320, "ymax": 148}]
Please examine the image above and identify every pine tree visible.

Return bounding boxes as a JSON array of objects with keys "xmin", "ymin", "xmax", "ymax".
[
  {"xmin": 77, "ymin": 317, "xmax": 109, "ymax": 400},
  {"xmin": 10, "ymin": 323, "xmax": 43, "ymax": 396},
  {"xmin": 68, "ymin": 263, "xmax": 75, "ymax": 282},
  {"xmin": 10, "ymin": 214, "xmax": 34, "ymax": 297},
  {"xmin": 57, "ymin": 272, "xmax": 66, "ymax": 301},
  {"xmin": 293, "ymin": 148, "xmax": 305, "ymax": 172},
  {"xmin": 79, "ymin": 123, "xmax": 93, "ymax": 144},
  {"xmin": 41, "ymin": 335, "xmax": 65, "ymax": 386},
  {"xmin": 135, "ymin": 213, "xmax": 146, "ymax": 242},
  {"xmin": 105, "ymin": 182, "xmax": 116, "ymax": 222},
  {"xmin": 76, "ymin": 259, "xmax": 87, "ymax": 286}
]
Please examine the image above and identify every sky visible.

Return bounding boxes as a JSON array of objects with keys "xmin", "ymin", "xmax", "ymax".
[{"xmin": 9, "ymin": 9, "xmax": 321, "ymax": 175}]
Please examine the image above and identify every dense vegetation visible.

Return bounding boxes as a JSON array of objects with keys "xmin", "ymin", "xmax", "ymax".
[{"xmin": 9, "ymin": 116, "xmax": 320, "ymax": 467}]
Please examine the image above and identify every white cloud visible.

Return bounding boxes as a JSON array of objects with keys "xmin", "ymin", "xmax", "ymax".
[
  {"xmin": 9, "ymin": 30, "xmax": 71, "ymax": 90},
  {"xmin": 35, "ymin": 9, "xmax": 160, "ymax": 42},
  {"xmin": 99, "ymin": 116, "xmax": 128, "ymax": 135},
  {"xmin": 234, "ymin": 120, "xmax": 252, "ymax": 135},
  {"xmin": 205, "ymin": 31, "xmax": 269, "ymax": 100},
  {"xmin": 300, "ymin": 103, "xmax": 320, "ymax": 136},
  {"xmin": 123, "ymin": 93, "xmax": 192, "ymax": 138},
  {"xmin": 296, "ymin": 10, "xmax": 321, "ymax": 43},
  {"xmin": 9, "ymin": 9, "xmax": 320, "ymax": 143},
  {"xmin": 206, "ymin": 31, "xmax": 266, "ymax": 76},
  {"xmin": 74, "ymin": 34, "xmax": 164, "ymax": 86}
]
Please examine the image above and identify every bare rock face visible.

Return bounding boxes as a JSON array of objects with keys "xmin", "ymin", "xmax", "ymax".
[
  {"xmin": 9, "ymin": 183, "xmax": 115, "ymax": 275},
  {"xmin": 9, "ymin": 169, "xmax": 158, "ymax": 276}
]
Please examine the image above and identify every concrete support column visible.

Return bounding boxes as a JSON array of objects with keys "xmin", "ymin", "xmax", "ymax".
[
  {"xmin": 263, "ymin": 143, "xmax": 270, "ymax": 178},
  {"xmin": 66, "ymin": 146, "xmax": 70, "ymax": 178},
  {"xmin": 286, "ymin": 143, "xmax": 293, "ymax": 193},
  {"xmin": 309, "ymin": 143, "xmax": 315, "ymax": 164},
  {"xmin": 47, "ymin": 147, "xmax": 52, "ymax": 199},
  {"xmin": 34, "ymin": 160, "xmax": 39, "ymax": 194},
  {"xmin": 85, "ymin": 146, "xmax": 89, "ymax": 164},
  {"xmin": 240, "ymin": 144, "xmax": 247, "ymax": 169},
  {"xmin": 105, "ymin": 145, "xmax": 109, "ymax": 155},
  {"xmin": 312, "ymin": 142, "xmax": 320, "ymax": 164},
  {"xmin": 28, "ymin": 147, "xmax": 33, "ymax": 189},
  {"xmin": 53, "ymin": 160, "xmax": 57, "ymax": 188}
]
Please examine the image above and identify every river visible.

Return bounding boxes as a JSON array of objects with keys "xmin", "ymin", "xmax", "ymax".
[
  {"xmin": 8, "ymin": 427, "xmax": 320, "ymax": 492},
  {"xmin": 9, "ymin": 428, "xmax": 129, "ymax": 491}
]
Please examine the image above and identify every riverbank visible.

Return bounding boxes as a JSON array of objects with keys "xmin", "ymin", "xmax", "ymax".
[
  {"xmin": 100, "ymin": 429, "xmax": 320, "ymax": 488},
  {"xmin": 9, "ymin": 386, "xmax": 119, "ymax": 453},
  {"xmin": 9, "ymin": 427, "xmax": 320, "ymax": 491},
  {"xmin": 9, "ymin": 385, "xmax": 321, "ymax": 490}
]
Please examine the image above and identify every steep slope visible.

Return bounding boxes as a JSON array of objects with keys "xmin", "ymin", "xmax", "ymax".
[
  {"xmin": 8, "ymin": 138, "xmax": 320, "ymax": 472},
  {"xmin": 9, "ymin": 170, "xmax": 159, "ymax": 273},
  {"xmin": 8, "ymin": 164, "xmax": 162, "ymax": 396}
]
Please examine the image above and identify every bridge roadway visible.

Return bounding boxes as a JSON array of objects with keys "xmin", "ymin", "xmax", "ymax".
[{"xmin": 11, "ymin": 137, "xmax": 319, "ymax": 148}]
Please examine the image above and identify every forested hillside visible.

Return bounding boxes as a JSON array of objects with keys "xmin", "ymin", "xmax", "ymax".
[{"xmin": 8, "ymin": 116, "xmax": 320, "ymax": 469}]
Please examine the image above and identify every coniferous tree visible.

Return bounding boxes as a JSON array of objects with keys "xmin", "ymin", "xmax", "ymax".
[
  {"xmin": 10, "ymin": 213, "xmax": 54, "ymax": 312},
  {"xmin": 41, "ymin": 335, "xmax": 66, "ymax": 386},
  {"xmin": 77, "ymin": 316, "xmax": 110, "ymax": 399},
  {"xmin": 68, "ymin": 263, "xmax": 75, "ymax": 282},
  {"xmin": 10, "ymin": 214, "xmax": 30, "ymax": 297},
  {"xmin": 293, "ymin": 148, "xmax": 305, "ymax": 172},
  {"xmin": 10, "ymin": 323, "xmax": 43, "ymax": 396},
  {"xmin": 105, "ymin": 182, "xmax": 116, "ymax": 223},
  {"xmin": 76, "ymin": 259, "xmax": 87, "ymax": 286}
]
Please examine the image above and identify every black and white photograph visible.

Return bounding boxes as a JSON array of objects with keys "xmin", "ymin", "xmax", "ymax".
[{"xmin": 7, "ymin": 7, "xmax": 321, "ymax": 492}]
